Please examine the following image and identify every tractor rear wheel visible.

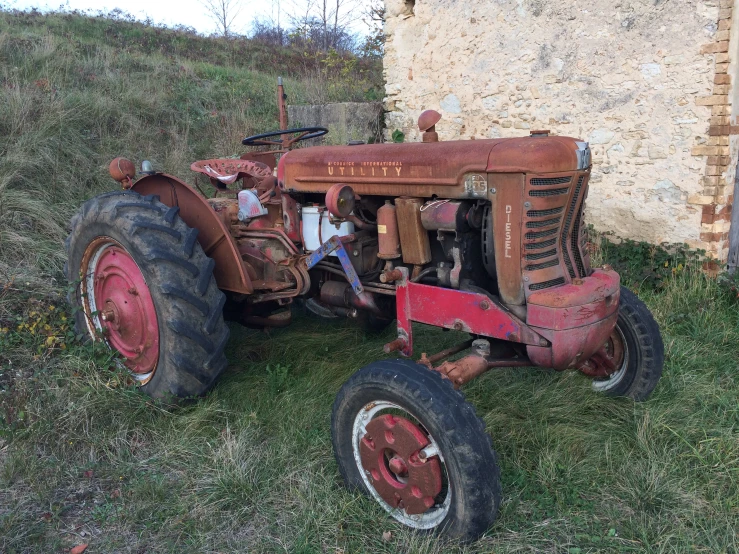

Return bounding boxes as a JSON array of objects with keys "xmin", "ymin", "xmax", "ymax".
[
  {"xmin": 65, "ymin": 190, "xmax": 229, "ymax": 399},
  {"xmin": 331, "ymin": 359, "xmax": 501, "ymax": 542}
]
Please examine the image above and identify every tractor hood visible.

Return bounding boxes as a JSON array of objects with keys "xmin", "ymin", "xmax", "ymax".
[{"xmin": 278, "ymin": 134, "xmax": 590, "ymax": 198}]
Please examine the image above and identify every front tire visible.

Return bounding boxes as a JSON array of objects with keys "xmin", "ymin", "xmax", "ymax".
[
  {"xmin": 331, "ymin": 359, "xmax": 501, "ymax": 542},
  {"xmin": 65, "ymin": 191, "xmax": 229, "ymax": 399},
  {"xmin": 591, "ymin": 286, "xmax": 664, "ymax": 401}
]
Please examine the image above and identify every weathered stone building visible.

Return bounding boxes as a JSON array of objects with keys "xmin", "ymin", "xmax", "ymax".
[{"xmin": 383, "ymin": 0, "xmax": 738, "ymax": 260}]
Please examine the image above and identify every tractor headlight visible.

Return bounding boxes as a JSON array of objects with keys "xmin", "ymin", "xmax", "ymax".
[{"xmin": 575, "ymin": 142, "xmax": 591, "ymax": 170}]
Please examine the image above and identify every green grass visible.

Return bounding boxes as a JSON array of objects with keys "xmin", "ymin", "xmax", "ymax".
[
  {"xmin": 0, "ymin": 8, "xmax": 380, "ymax": 290},
  {"xmin": 1, "ymin": 8, "xmax": 739, "ymax": 554},
  {"xmin": 2, "ymin": 266, "xmax": 738, "ymax": 553}
]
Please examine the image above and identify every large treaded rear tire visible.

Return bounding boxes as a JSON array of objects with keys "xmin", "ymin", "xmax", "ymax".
[
  {"xmin": 332, "ymin": 359, "xmax": 501, "ymax": 542},
  {"xmin": 65, "ymin": 190, "xmax": 229, "ymax": 399}
]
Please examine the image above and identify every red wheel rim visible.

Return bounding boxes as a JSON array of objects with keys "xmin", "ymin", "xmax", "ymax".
[
  {"xmin": 82, "ymin": 238, "xmax": 159, "ymax": 380},
  {"xmin": 359, "ymin": 414, "xmax": 443, "ymax": 515}
]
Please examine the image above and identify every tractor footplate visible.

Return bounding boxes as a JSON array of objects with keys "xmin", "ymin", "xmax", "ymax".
[{"xmin": 359, "ymin": 414, "xmax": 442, "ymax": 515}]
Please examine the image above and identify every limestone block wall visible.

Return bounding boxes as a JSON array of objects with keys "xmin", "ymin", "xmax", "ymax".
[{"xmin": 384, "ymin": 0, "xmax": 737, "ymax": 259}]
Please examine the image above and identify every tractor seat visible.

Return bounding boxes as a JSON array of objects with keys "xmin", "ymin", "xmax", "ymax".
[{"xmin": 190, "ymin": 158, "xmax": 272, "ymax": 186}]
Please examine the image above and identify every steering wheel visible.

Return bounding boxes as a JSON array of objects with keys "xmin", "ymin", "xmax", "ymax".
[{"xmin": 241, "ymin": 126, "xmax": 329, "ymax": 148}]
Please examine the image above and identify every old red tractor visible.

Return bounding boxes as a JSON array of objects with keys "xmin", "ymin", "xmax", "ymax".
[{"xmin": 66, "ymin": 96, "xmax": 663, "ymax": 540}]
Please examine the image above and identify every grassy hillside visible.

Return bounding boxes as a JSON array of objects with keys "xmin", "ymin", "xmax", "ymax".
[
  {"xmin": 0, "ymin": 9, "xmax": 381, "ymax": 288},
  {"xmin": 1, "ymin": 9, "xmax": 738, "ymax": 554}
]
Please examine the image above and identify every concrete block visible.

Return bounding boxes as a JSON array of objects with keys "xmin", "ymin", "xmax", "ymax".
[{"xmin": 288, "ymin": 102, "xmax": 384, "ymax": 144}]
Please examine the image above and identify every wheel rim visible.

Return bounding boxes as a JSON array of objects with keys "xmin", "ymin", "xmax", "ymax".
[
  {"xmin": 591, "ymin": 326, "xmax": 629, "ymax": 392},
  {"xmin": 81, "ymin": 237, "xmax": 160, "ymax": 383},
  {"xmin": 352, "ymin": 401, "xmax": 451, "ymax": 529}
]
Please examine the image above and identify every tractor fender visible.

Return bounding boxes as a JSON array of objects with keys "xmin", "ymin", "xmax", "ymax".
[{"xmin": 132, "ymin": 174, "xmax": 254, "ymax": 295}]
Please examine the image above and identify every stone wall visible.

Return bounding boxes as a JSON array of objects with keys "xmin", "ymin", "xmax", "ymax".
[{"xmin": 384, "ymin": 0, "xmax": 737, "ymax": 259}]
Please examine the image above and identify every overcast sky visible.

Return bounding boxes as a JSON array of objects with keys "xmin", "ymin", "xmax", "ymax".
[{"xmin": 5, "ymin": 0, "xmax": 361, "ymax": 37}]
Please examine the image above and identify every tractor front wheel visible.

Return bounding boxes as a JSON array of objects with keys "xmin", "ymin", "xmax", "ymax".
[
  {"xmin": 65, "ymin": 191, "xmax": 229, "ymax": 399},
  {"xmin": 331, "ymin": 359, "xmax": 501, "ymax": 542},
  {"xmin": 586, "ymin": 286, "xmax": 664, "ymax": 401}
]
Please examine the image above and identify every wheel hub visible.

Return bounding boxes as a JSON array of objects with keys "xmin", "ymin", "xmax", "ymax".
[
  {"xmin": 87, "ymin": 241, "xmax": 159, "ymax": 376},
  {"xmin": 359, "ymin": 414, "xmax": 442, "ymax": 515},
  {"xmin": 578, "ymin": 328, "xmax": 625, "ymax": 378}
]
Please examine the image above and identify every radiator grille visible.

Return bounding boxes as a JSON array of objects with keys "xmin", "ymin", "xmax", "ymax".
[
  {"xmin": 525, "ymin": 228, "xmax": 558, "ymax": 240},
  {"xmin": 527, "ymin": 217, "xmax": 561, "ymax": 228},
  {"xmin": 526, "ymin": 249, "xmax": 557, "ymax": 261},
  {"xmin": 525, "ymin": 259, "xmax": 559, "ymax": 271},
  {"xmin": 522, "ymin": 171, "xmax": 591, "ymax": 295},
  {"xmin": 525, "ymin": 238, "xmax": 557, "ymax": 249},
  {"xmin": 560, "ymin": 175, "xmax": 585, "ymax": 279},
  {"xmin": 527, "ymin": 207, "xmax": 564, "ymax": 218},
  {"xmin": 529, "ymin": 187, "xmax": 569, "ymax": 197},
  {"xmin": 529, "ymin": 277, "xmax": 566, "ymax": 291},
  {"xmin": 530, "ymin": 176, "xmax": 572, "ymax": 186},
  {"xmin": 571, "ymin": 207, "xmax": 587, "ymax": 277}
]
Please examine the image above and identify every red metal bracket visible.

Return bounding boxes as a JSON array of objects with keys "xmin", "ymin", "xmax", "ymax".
[{"xmin": 389, "ymin": 267, "xmax": 545, "ymax": 357}]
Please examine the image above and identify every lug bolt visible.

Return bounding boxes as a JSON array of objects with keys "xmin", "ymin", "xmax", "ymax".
[
  {"xmin": 453, "ymin": 322, "xmax": 463, "ymax": 331},
  {"xmin": 128, "ymin": 287, "xmax": 138, "ymax": 295},
  {"xmin": 100, "ymin": 309, "xmax": 115, "ymax": 322},
  {"xmin": 480, "ymin": 300, "xmax": 490, "ymax": 310}
]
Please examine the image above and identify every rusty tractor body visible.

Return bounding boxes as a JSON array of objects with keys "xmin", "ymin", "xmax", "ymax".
[{"xmin": 67, "ymin": 88, "xmax": 664, "ymax": 541}]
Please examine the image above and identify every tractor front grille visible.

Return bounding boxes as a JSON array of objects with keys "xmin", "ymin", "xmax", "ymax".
[{"xmin": 522, "ymin": 171, "xmax": 590, "ymax": 294}]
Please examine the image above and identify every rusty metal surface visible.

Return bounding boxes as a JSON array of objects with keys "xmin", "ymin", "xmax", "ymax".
[
  {"xmin": 487, "ymin": 136, "xmax": 580, "ymax": 174},
  {"xmin": 190, "ymin": 158, "xmax": 272, "ymax": 186},
  {"xmin": 131, "ymin": 174, "xmax": 254, "ymax": 294},
  {"xmin": 108, "ymin": 157, "xmax": 136, "ymax": 186},
  {"xmin": 392, "ymin": 267, "xmax": 543, "ymax": 357},
  {"xmin": 427, "ymin": 354, "xmax": 489, "ymax": 388},
  {"xmin": 395, "ymin": 197, "xmax": 431, "ymax": 265},
  {"xmin": 377, "ymin": 201, "xmax": 401, "ymax": 260},
  {"xmin": 234, "ymin": 227, "xmax": 309, "ymax": 303},
  {"xmin": 521, "ymin": 171, "xmax": 591, "ymax": 296},
  {"xmin": 325, "ymin": 183, "xmax": 356, "ymax": 218},
  {"xmin": 359, "ymin": 414, "xmax": 442, "ymax": 515},
  {"xmin": 419, "ymin": 200, "xmax": 468, "ymax": 231},
  {"xmin": 577, "ymin": 328, "xmax": 625, "ymax": 378},
  {"xmin": 279, "ymin": 140, "xmax": 496, "ymax": 198},
  {"xmin": 422, "ymin": 340, "xmax": 474, "ymax": 365},
  {"xmin": 490, "ymin": 173, "xmax": 525, "ymax": 306},
  {"xmin": 528, "ymin": 268, "xmax": 620, "ymax": 308},
  {"xmin": 526, "ymin": 312, "xmax": 618, "ymax": 370},
  {"xmin": 525, "ymin": 270, "xmax": 620, "ymax": 370},
  {"xmin": 279, "ymin": 135, "xmax": 584, "ymax": 198},
  {"xmin": 418, "ymin": 110, "xmax": 442, "ymax": 132}
]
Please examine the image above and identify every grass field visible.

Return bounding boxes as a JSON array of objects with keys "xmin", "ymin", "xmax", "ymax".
[{"xmin": 1, "ymin": 9, "xmax": 739, "ymax": 554}]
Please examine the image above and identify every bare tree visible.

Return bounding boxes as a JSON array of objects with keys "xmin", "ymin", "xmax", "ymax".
[
  {"xmin": 200, "ymin": 0, "xmax": 244, "ymax": 38},
  {"xmin": 362, "ymin": 0, "xmax": 385, "ymax": 57},
  {"xmin": 285, "ymin": 0, "xmax": 361, "ymax": 51}
]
